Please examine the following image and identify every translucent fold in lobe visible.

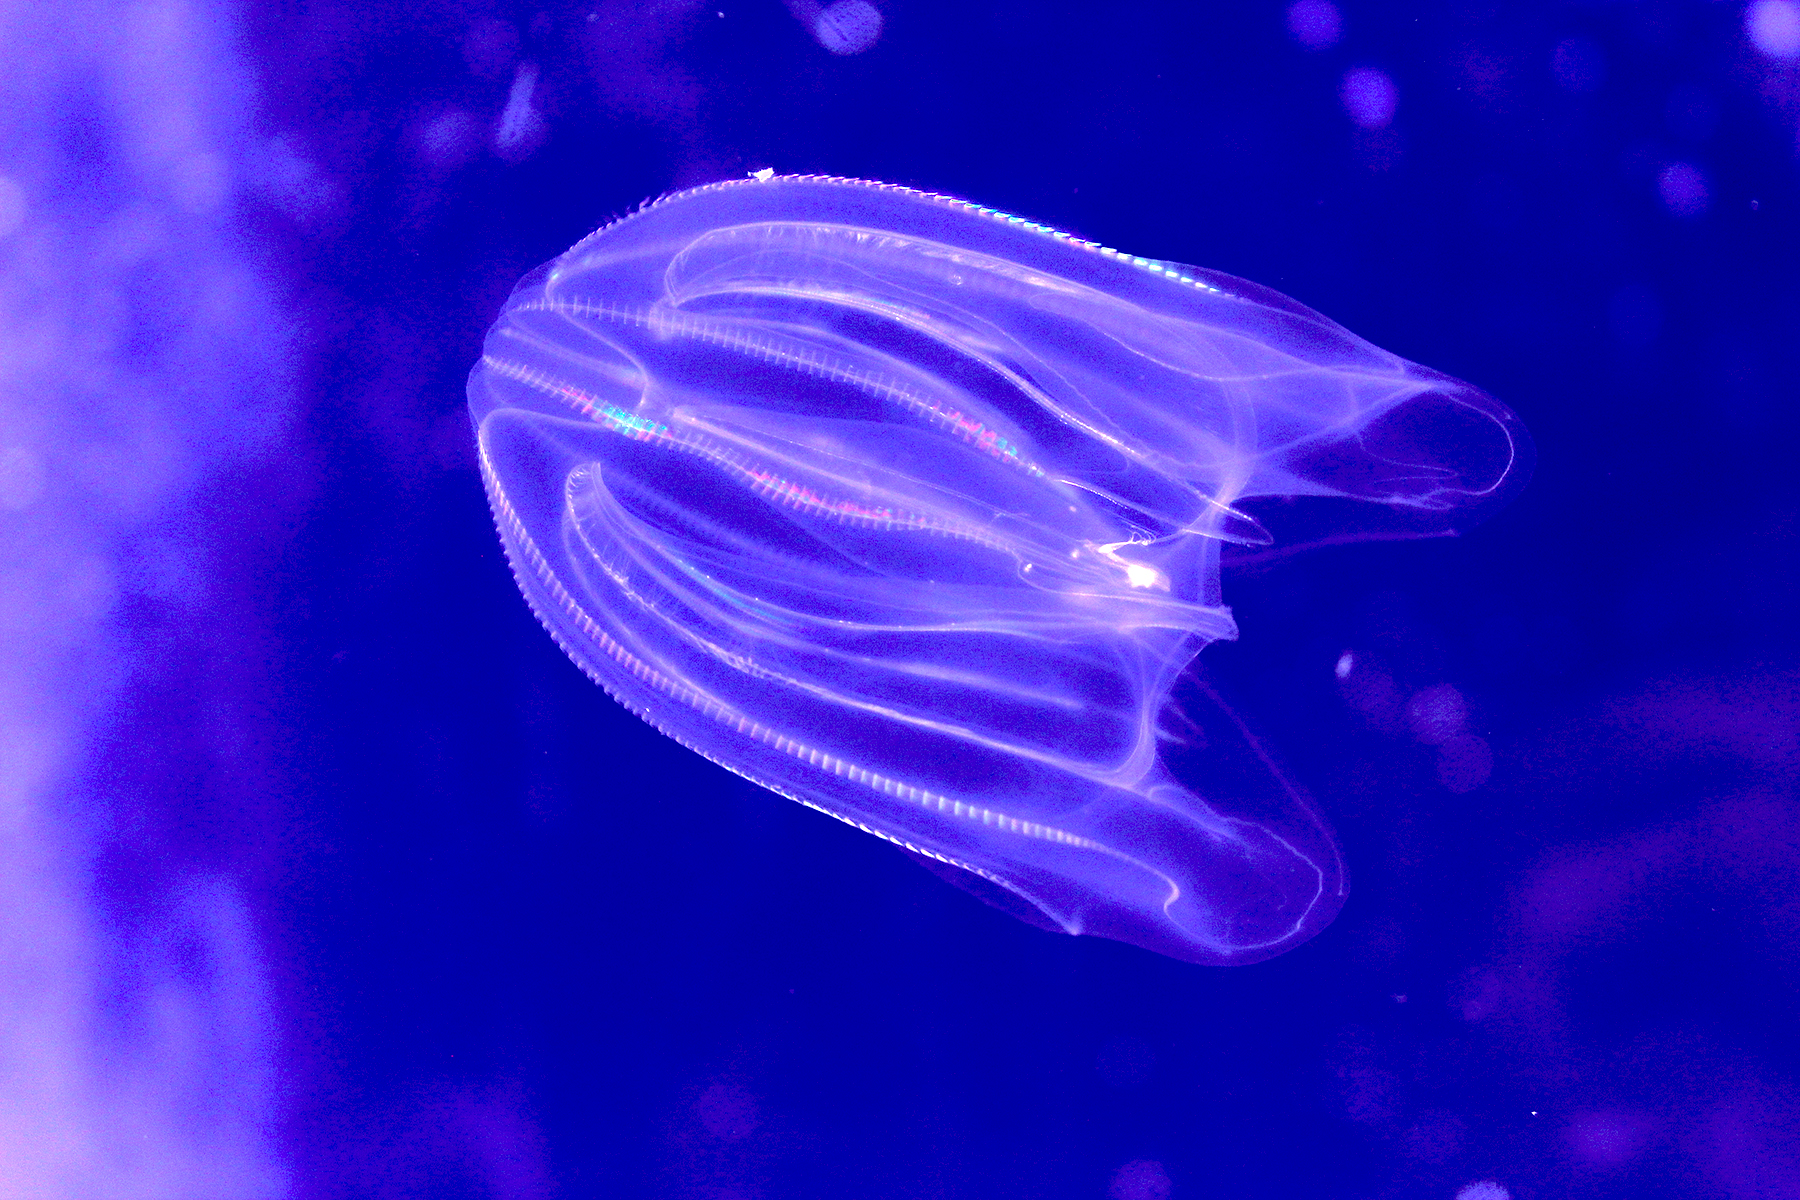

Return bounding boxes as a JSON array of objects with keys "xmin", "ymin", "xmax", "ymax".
[{"xmin": 468, "ymin": 175, "xmax": 1531, "ymax": 965}]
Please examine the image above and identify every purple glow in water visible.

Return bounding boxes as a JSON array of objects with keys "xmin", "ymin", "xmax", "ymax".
[
  {"xmin": 783, "ymin": 0, "xmax": 884, "ymax": 56},
  {"xmin": 1747, "ymin": 0, "xmax": 1800, "ymax": 58},
  {"xmin": 1342, "ymin": 67, "xmax": 1398, "ymax": 129},
  {"xmin": 1107, "ymin": 1158, "xmax": 1173, "ymax": 1200},
  {"xmin": 0, "ymin": 0, "xmax": 292, "ymax": 1191},
  {"xmin": 1551, "ymin": 37, "xmax": 1606, "ymax": 93},
  {"xmin": 1454, "ymin": 1182, "xmax": 1511, "ymax": 1200},
  {"xmin": 493, "ymin": 62, "xmax": 547, "ymax": 162},
  {"xmin": 1286, "ymin": 0, "xmax": 1342, "ymax": 51},
  {"xmin": 1658, "ymin": 161, "xmax": 1710, "ymax": 218},
  {"xmin": 814, "ymin": 0, "xmax": 882, "ymax": 54}
]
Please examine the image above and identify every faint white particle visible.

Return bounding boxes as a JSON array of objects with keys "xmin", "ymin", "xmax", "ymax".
[{"xmin": 1335, "ymin": 651, "xmax": 1354, "ymax": 679}]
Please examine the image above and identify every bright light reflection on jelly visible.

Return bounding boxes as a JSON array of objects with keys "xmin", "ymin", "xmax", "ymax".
[{"xmin": 468, "ymin": 174, "xmax": 1531, "ymax": 964}]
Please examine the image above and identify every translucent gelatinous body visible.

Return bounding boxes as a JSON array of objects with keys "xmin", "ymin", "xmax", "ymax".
[{"xmin": 469, "ymin": 175, "xmax": 1531, "ymax": 964}]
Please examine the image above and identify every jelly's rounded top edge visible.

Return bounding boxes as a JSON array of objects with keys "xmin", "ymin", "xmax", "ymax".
[{"xmin": 558, "ymin": 173, "xmax": 1231, "ymax": 298}]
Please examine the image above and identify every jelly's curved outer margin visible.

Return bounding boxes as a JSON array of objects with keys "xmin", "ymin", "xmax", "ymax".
[
  {"xmin": 466, "ymin": 173, "xmax": 1493, "ymax": 965},
  {"xmin": 556, "ymin": 172, "xmax": 1249, "ymax": 301}
]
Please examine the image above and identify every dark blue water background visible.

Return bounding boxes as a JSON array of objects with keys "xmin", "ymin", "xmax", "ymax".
[{"xmin": 104, "ymin": 1, "xmax": 1800, "ymax": 1195}]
